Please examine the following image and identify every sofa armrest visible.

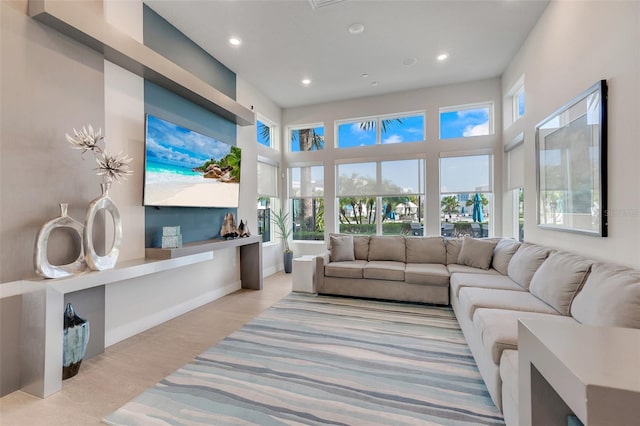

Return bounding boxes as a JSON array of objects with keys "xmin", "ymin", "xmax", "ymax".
[{"xmin": 315, "ymin": 251, "xmax": 330, "ymax": 292}]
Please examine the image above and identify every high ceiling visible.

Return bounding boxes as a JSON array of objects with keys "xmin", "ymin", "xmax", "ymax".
[{"xmin": 145, "ymin": 0, "xmax": 550, "ymax": 108}]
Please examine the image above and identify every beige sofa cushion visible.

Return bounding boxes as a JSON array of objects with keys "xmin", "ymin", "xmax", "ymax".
[
  {"xmin": 571, "ymin": 263, "xmax": 640, "ymax": 328},
  {"xmin": 447, "ymin": 264, "xmax": 501, "ymax": 275},
  {"xmin": 368, "ymin": 236, "xmax": 406, "ymax": 262},
  {"xmin": 363, "ymin": 261, "xmax": 405, "ymax": 281},
  {"xmin": 450, "ymin": 273, "xmax": 525, "ymax": 298},
  {"xmin": 458, "ymin": 287, "xmax": 560, "ymax": 321},
  {"xmin": 457, "ymin": 237, "xmax": 498, "ymax": 270},
  {"xmin": 404, "ymin": 263, "xmax": 450, "ymax": 286},
  {"xmin": 445, "ymin": 238, "xmax": 463, "ymax": 264},
  {"xmin": 405, "ymin": 237, "xmax": 446, "ymax": 264},
  {"xmin": 507, "ymin": 243, "xmax": 553, "ymax": 289},
  {"xmin": 329, "ymin": 234, "xmax": 355, "ymax": 262},
  {"xmin": 529, "ymin": 252, "xmax": 593, "ymax": 315},
  {"xmin": 329, "ymin": 234, "xmax": 370, "ymax": 260},
  {"xmin": 473, "ymin": 308, "xmax": 577, "ymax": 364},
  {"xmin": 324, "ymin": 260, "xmax": 366, "ymax": 279},
  {"xmin": 492, "ymin": 239, "xmax": 522, "ymax": 275}
]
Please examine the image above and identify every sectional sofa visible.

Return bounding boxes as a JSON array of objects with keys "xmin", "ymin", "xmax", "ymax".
[{"xmin": 313, "ymin": 234, "xmax": 640, "ymax": 425}]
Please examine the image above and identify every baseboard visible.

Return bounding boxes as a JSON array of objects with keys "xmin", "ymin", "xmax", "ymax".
[
  {"xmin": 263, "ymin": 265, "xmax": 280, "ymax": 277},
  {"xmin": 105, "ymin": 280, "xmax": 241, "ymax": 347}
]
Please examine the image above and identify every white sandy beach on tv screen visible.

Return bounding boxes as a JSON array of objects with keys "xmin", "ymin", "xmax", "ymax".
[{"xmin": 145, "ymin": 174, "xmax": 239, "ymax": 207}]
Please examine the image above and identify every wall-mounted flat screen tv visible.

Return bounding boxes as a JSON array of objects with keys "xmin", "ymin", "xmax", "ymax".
[{"xmin": 143, "ymin": 114, "xmax": 241, "ymax": 208}]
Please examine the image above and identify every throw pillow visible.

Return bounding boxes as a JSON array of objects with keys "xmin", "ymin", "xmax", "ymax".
[
  {"xmin": 457, "ymin": 237, "xmax": 498, "ymax": 270},
  {"xmin": 492, "ymin": 239, "xmax": 522, "ymax": 275},
  {"xmin": 329, "ymin": 235, "xmax": 355, "ymax": 262}
]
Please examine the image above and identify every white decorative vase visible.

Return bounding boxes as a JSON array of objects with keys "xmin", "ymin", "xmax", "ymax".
[
  {"xmin": 84, "ymin": 181, "xmax": 122, "ymax": 270},
  {"xmin": 34, "ymin": 203, "xmax": 87, "ymax": 278}
]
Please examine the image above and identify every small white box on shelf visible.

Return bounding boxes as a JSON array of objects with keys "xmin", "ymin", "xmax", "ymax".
[
  {"xmin": 162, "ymin": 226, "xmax": 181, "ymax": 237},
  {"xmin": 162, "ymin": 235, "xmax": 182, "ymax": 249}
]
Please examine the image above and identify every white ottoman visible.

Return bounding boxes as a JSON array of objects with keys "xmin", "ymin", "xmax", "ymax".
[{"xmin": 292, "ymin": 255, "xmax": 316, "ymax": 293}]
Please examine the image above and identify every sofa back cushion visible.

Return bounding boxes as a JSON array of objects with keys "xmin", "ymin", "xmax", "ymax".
[
  {"xmin": 529, "ymin": 252, "xmax": 593, "ymax": 315},
  {"xmin": 329, "ymin": 234, "xmax": 356, "ymax": 262},
  {"xmin": 492, "ymin": 239, "xmax": 522, "ymax": 275},
  {"xmin": 571, "ymin": 263, "xmax": 640, "ymax": 328},
  {"xmin": 457, "ymin": 237, "xmax": 498, "ymax": 270},
  {"xmin": 405, "ymin": 237, "xmax": 446, "ymax": 264},
  {"xmin": 507, "ymin": 243, "xmax": 552, "ymax": 289},
  {"xmin": 445, "ymin": 238, "xmax": 463, "ymax": 265},
  {"xmin": 329, "ymin": 234, "xmax": 369, "ymax": 260},
  {"xmin": 368, "ymin": 236, "xmax": 406, "ymax": 262}
]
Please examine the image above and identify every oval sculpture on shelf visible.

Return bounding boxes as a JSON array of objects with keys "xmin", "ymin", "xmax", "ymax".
[
  {"xmin": 84, "ymin": 181, "xmax": 122, "ymax": 270},
  {"xmin": 34, "ymin": 203, "xmax": 87, "ymax": 278}
]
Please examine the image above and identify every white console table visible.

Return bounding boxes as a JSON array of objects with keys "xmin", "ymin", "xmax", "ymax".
[
  {"xmin": 21, "ymin": 236, "xmax": 262, "ymax": 399},
  {"xmin": 518, "ymin": 319, "xmax": 640, "ymax": 425}
]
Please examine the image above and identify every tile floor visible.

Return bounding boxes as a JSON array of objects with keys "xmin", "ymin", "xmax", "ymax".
[{"xmin": 0, "ymin": 272, "xmax": 292, "ymax": 426}]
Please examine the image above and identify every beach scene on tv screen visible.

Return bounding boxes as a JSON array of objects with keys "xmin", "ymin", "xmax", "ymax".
[{"xmin": 144, "ymin": 115, "xmax": 240, "ymax": 207}]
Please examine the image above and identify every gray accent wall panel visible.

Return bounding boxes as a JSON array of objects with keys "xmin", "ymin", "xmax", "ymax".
[{"xmin": 0, "ymin": 2, "xmax": 105, "ymax": 396}]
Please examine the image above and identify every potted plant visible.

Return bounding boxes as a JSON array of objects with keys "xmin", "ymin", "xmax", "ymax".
[{"xmin": 271, "ymin": 209, "xmax": 294, "ymax": 273}]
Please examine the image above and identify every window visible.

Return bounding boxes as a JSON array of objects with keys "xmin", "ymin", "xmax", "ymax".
[
  {"xmin": 289, "ymin": 124, "xmax": 324, "ymax": 152},
  {"xmin": 439, "ymin": 103, "xmax": 493, "ymax": 139},
  {"xmin": 257, "ymin": 161, "xmax": 278, "ymax": 243},
  {"xmin": 336, "ymin": 113, "xmax": 425, "ymax": 148},
  {"xmin": 440, "ymin": 154, "xmax": 493, "ymax": 237},
  {"xmin": 289, "ymin": 165, "xmax": 324, "ymax": 240},
  {"xmin": 513, "ymin": 188, "xmax": 524, "ymax": 242},
  {"xmin": 337, "ymin": 159, "xmax": 424, "ymax": 236},
  {"xmin": 256, "ymin": 119, "xmax": 273, "ymax": 148},
  {"xmin": 513, "ymin": 85, "xmax": 525, "ymax": 121},
  {"xmin": 505, "ymin": 134, "xmax": 524, "ymax": 240}
]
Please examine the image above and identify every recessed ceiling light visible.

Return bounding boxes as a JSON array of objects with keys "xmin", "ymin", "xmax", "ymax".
[
  {"xmin": 348, "ymin": 23, "xmax": 365, "ymax": 35},
  {"xmin": 302, "ymin": 78, "xmax": 312, "ymax": 86},
  {"xmin": 361, "ymin": 73, "xmax": 369, "ymax": 78},
  {"xmin": 371, "ymin": 81, "xmax": 378, "ymax": 86},
  {"xmin": 403, "ymin": 57, "xmax": 418, "ymax": 67},
  {"xmin": 229, "ymin": 37, "xmax": 242, "ymax": 46},
  {"xmin": 437, "ymin": 53, "xmax": 449, "ymax": 61}
]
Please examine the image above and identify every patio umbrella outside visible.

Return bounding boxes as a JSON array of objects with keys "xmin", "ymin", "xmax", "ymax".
[{"xmin": 472, "ymin": 193, "xmax": 484, "ymax": 222}]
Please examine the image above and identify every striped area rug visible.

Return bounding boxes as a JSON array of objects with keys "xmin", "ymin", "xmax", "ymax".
[{"xmin": 104, "ymin": 294, "xmax": 504, "ymax": 425}]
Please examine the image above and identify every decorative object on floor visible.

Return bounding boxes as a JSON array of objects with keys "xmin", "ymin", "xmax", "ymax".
[
  {"xmin": 161, "ymin": 226, "xmax": 182, "ymax": 248},
  {"xmin": 220, "ymin": 212, "xmax": 238, "ymax": 239},
  {"xmin": 34, "ymin": 203, "xmax": 86, "ymax": 278},
  {"xmin": 66, "ymin": 125, "xmax": 133, "ymax": 270},
  {"xmin": 62, "ymin": 303, "xmax": 90, "ymax": 380},
  {"xmin": 271, "ymin": 208, "xmax": 293, "ymax": 273},
  {"xmin": 536, "ymin": 80, "xmax": 608, "ymax": 237},
  {"xmin": 237, "ymin": 219, "xmax": 251, "ymax": 237},
  {"xmin": 104, "ymin": 294, "xmax": 504, "ymax": 425}
]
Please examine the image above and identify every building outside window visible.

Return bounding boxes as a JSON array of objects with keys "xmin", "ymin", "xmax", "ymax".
[
  {"xmin": 289, "ymin": 165, "xmax": 324, "ymax": 240},
  {"xmin": 337, "ymin": 158, "xmax": 424, "ymax": 236},
  {"xmin": 440, "ymin": 154, "xmax": 493, "ymax": 237},
  {"xmin": 336, "ymin": 112, "xmax": 425, "ymax": 148},
  {"xmin": 289, "ymin": 124, "xmax": 324, "ymax": 152},
  {"xmin": 439, "ymin": 103, "xmax": 493, "ymax": 139},
  {"xmin": 257, "ymin": 161, "xmax": 278, "ymax": 243}
]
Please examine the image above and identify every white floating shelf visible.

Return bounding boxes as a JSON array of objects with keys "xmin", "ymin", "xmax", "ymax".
[{"xmin": 28, "ymin": 0, "xmax": 255, "ymax": 126}]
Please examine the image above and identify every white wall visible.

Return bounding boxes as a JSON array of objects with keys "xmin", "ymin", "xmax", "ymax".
[
  {"xmin": 101, "ymin": 0, "xmax": 241, "ymax": 346},
  {"xmin": 236, "ymin": 77, "xmax": 285, "ymax": 275},
  {"xmin": 282, "ymin": 78, "xmax": 504, "ymax": 256},
  {"xmin": 501, "ymin": 0, "xmax": 640, "ymax": 268}
]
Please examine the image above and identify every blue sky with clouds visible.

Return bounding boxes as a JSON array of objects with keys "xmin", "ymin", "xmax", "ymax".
[
  {"xmin": 440, "ymin": 107, "xmax": 490, "ymax": 139},
  {"xmin": 146, "ymin": 115, "xmax": 231, "ymax": 168},
  {"xmin": 337, "ymin": 115, "xmax": 425, "ymax": 148}
]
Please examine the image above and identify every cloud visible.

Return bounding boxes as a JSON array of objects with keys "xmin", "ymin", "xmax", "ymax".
[
  {"xmin": 350, "ymin": 123, "xmax": 365, "ymax": 134},
  {"xmin": 383, "ymin": 134, "xmax": 403, "ymax": 144},
  {"xmin": 463, "ymin": 121, "xmax": 489, "ymax": 137}
]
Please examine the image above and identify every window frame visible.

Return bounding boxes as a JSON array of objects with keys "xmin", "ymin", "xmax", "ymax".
[
  {"xmin": 335, "ymin": 111, "xmax": 426, "ymax": 149},
  {"xmin": 439, "ymin": 102, "xmax": 494, "ymax": 140},
  {"xmin": 256, "ymin": 115, "xmax": 277, "ymax": 150},
  {"xmin": 288, "ymin": 163, "xmax": 325, "ymax": 241},
  {"xmin": 287, "ymin": 123, "xmax": 325, "ymax": 153},
  {"xmin": 257, "ymin": 159, "xmax": 279, "ymax": 244}
]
